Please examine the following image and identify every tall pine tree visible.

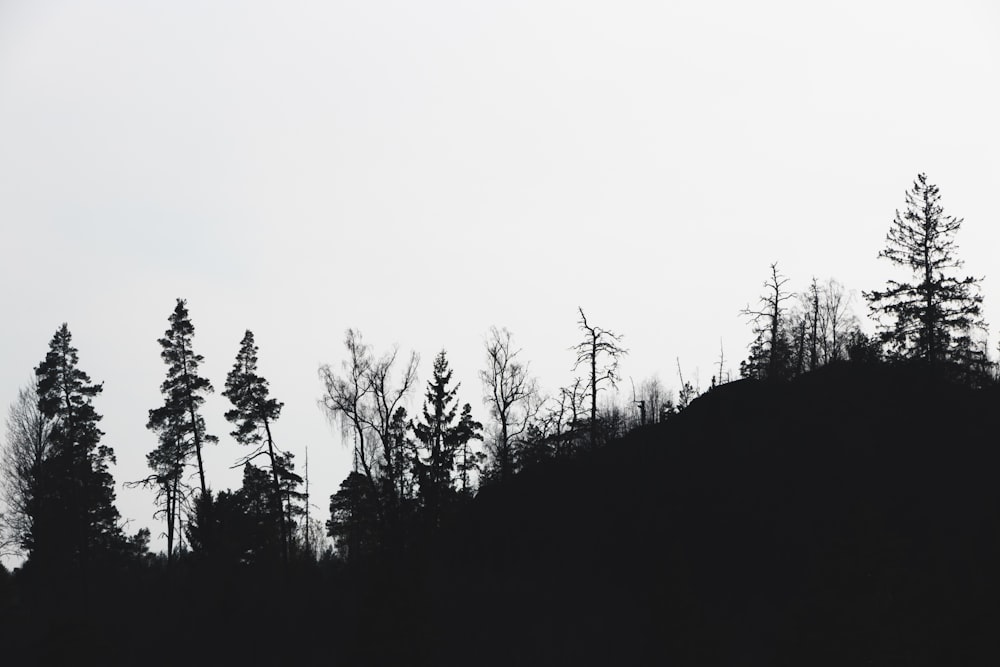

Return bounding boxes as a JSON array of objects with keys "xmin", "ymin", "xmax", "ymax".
[
  {"xmin": 29, "ymin": 324, "xmax": 122, "ymax": 572},
  {"xmin": 148, "ymin": 299, "xmax": 217, "ymax": 537},
  {"xmin": 222, "ymin": 330, "xmax": 290, "ymax": 566}
]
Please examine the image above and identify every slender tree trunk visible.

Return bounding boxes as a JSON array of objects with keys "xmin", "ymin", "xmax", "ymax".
[
  {"xmin": 178, "ymin": 344, "xmax": 208, "ymax": 499},
  {"xmin": 590, "ymin": 336, "xmax": 597, "ymax": 448},
  {"xmin": 262, "ymin": 416, "xmax": 289, "ymax": 567},
  {"xmin": 924, "ymin": 244, "xmax": 934, "ymax": 364},
  {"xmin": 810, "ymin": 285, "xmax": 820, "ymax": 371},
  {"xmin": 500, "ymin": 419, "xmax": 509, "ymax": 483},
  {"xmin": 166, "ymin": 482, "xmax": 175, "ymax": 565},
  {"xmin": 304, "ymin": 446, "xmax": 311, "ymax": 558}
]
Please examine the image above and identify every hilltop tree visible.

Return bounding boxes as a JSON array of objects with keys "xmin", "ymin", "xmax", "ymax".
[
  {"xmin": 412, "ymin": 351, "xmax": 482, "ymax": 525},
  {"xmin": 148, "ymin": 299, "xmax": 217, "ymax": 538},
  {"xmin": 223, "ymin": 330, "xmax": 290, "ymax": 566},
  {"xmin": 741, "ymin": 263, "xmax": 794, "ymax": 380},
  {"xmin": 818, "ymin": 279, "xmax": 858, "ymax": 364},
  {"xmin": 864, "ymin": 173, "xmax": 984, "ymax": 367},
  {"xmin": 480, "ymin": 326, "xmax": 538, "ymax": 484},
  {"xmin": 0, "ymin": 380, "xmax": 52, "ymax": 558},
  {"xmin": 29, "ymin": 324, "xmax": 123, "ymax": 572},
  {"xmin": 573, "ymin": 308, "xmax": 627, "ymax": 448}
]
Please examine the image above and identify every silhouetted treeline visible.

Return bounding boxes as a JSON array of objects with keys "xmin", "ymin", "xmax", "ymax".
[{"xmin": 2, "ymin": 172, "xmax": 1000, "ymax": 663}]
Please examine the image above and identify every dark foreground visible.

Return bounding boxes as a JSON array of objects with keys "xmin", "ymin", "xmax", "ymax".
[{"xmin": 4, "ymin": 363, "xmax": 1000, "ymax": 665}]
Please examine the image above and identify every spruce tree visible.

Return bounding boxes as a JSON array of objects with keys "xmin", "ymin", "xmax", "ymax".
[
  {"xmin": 148, "ymin": 299, "xmax": 217, "ymax": 513},
  {"xmin": 222, "ymin": 330, "xmax": 290, "ymax": 565},
  {"xmin": 864, "ymin": 173, "xmax": 984, "ymax": 367},
  {"xmin": 30, "ymin": 324, "xmax": 122, "ymax": 571},
  {"xmin": 412, "ymin": 351, "xmax": 482, "ymax": 525}
]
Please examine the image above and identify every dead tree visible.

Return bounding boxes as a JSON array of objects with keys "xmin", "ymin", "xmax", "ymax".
[
  {"xmin": 572, "ymin": 308, "xmax": 627, "ymax": 448},
  {"xmin": 480, "ymin": 326, "xmax": 538, "ymax": 484},
  {"xmin": 741, "ymin": 263, "xmax": 795, "ymax": 380}
]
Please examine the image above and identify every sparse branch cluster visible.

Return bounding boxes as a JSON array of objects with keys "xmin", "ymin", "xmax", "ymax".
[{"xmin": 740, "ymin": 266, "xmax": 862, "ymax": 381}]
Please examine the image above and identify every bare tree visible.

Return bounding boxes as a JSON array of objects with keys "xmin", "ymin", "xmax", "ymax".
[
  {"xmin": 319, "ymin": 329, "xmax": 419, "ymax": 521},
  {"xmin": 641, "ymin": 375, "xmax": 666, "ymax": 424},
  {"xmin": 320, "ymin": 330, "xmax": 378, "ymax": 507},
  {"xmin": 366, "ymin": 344, "xmax": 419, "ymax": 506},
  {"xmin": 572, "ymin": 308, "xmax": 628, "ymax": 448},
  {"xmin": 629, "ymin": 378, "xmax": 646, "ymax": 427},
  {"xmin": 530, "ymin": 377, "xmax": 587, "ymax": 459},
  {"xmin": 480, "ymin": 326, "xmax": 538, "ymax": 484},
  {"xmin": 676, "ymin": 358, "xmax": 698, "ymax": 410},
  {"xmin": 741, "ymin": 263, "xmax": 795, "ymax": 380},
  {"xmin": 1, "ymin": 379, "xmax": 52, "ymax": 557},
  {"xmin": 819, "ymin": 278, "xmax": 858, "ymax": 364},
  {"xmin": 558, "ymin": 377, "xmax": 588, "ymax": 455}
]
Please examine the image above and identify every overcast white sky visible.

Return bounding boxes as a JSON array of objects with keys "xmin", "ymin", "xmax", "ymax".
[{"xmin": 2, "ymin": 1, "xmax": 999, "ymax": 557}]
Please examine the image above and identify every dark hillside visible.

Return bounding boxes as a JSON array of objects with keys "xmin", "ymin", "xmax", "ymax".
[
  {"xmin": 432, "ymin": 363, "xmax": 1000, "ymax": 665},
  {"xmin": 5, "ymin": 363, "xmax": 1000, "ymax": 665}
]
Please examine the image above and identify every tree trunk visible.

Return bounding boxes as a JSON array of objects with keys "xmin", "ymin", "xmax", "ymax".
[{"xmin": 263, "ymin": 416, "xmax": 289, "ymax": 568}]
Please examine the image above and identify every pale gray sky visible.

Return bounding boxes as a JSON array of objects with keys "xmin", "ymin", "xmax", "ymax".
[{"xmin": 2, "ymin": 1, "xmax": 999, "ymax": 556}]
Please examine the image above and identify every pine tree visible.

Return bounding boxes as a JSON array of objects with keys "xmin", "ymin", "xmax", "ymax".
[
  {"xmin": 412, "ymin": 351, "xmax": 482, "ymax": 525},
  {"xmin": 148, "ymin": 299, "xmax": 217, "ymax": 533},
  {"xmin": 143, "ymin": 402, "xmax": 189, "ymax": 565},
  {"xmin": 222, "ymin": 330, "xmax": 291, "ymax": 565},
  {"xmin": 29, "ymin": 324, "xmax": 123, "ymax": 572},
  {"xmin": 864, "ymin": 173, "xmax": 984, "ymax": 368}
]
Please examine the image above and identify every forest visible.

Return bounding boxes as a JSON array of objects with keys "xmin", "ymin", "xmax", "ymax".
[{"xmin": 2, "ymin": 173, "xmax": 1000, "ymax": 664}]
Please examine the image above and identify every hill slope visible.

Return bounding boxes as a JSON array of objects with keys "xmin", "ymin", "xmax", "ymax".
[{"xmin": 432, "ymin": 363, "xmax": 1000, "ymax": 665}]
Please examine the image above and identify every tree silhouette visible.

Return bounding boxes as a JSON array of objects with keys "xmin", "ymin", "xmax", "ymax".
[
  {"xmin": 223, "ymin": 330, "xmax": 290, "ymax": 566},
  {"xmin": 412, "ymin": 351, "xmax": 482, "ymax": 526},
  {"xmin": 741, "ymin": 263, "xmax": 794, "ymax": 380},
  {"xmin": 1, "ymin": 379, "xmax": 52, "ymax": 558},
  {"xmin": 326, "ymin": 471, "xmax": 378, "ymax": 561},
  {"xmin": 864, "ymin": 173, "xmax": 984, "ymax": 368},
  {"xmin": 148, "ymin": 299, "xmax": 217, "ymax": 553},
  {"xmin": 572, "ymin": 308, "xmax": 627, "ymax": 448},
  {"xmin": 140, "ymin": 388, "xmax": 191, "ymax": 565},
  {"xmin": 480, "ymin": 326, "xmax": 538, "ymax": 484},
  {"xmin": 30, "ymin": 323, "xmax": 123, "ymax": 573},
  {"xmin": 197, "ymin": 460, "xmax": 303, "ymax": 567},
  {"xmin": 319, "ymin": 329, "xmax": 419, "ymax": 527},
  {"xmin": 818, "ymin": 278, "xmax": 858, "ymax": 364}
]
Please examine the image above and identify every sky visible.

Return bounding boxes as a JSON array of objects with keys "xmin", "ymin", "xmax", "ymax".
[{"xmin": 2, "ymin": 0, "xmax": 999, "ymax": 559}]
